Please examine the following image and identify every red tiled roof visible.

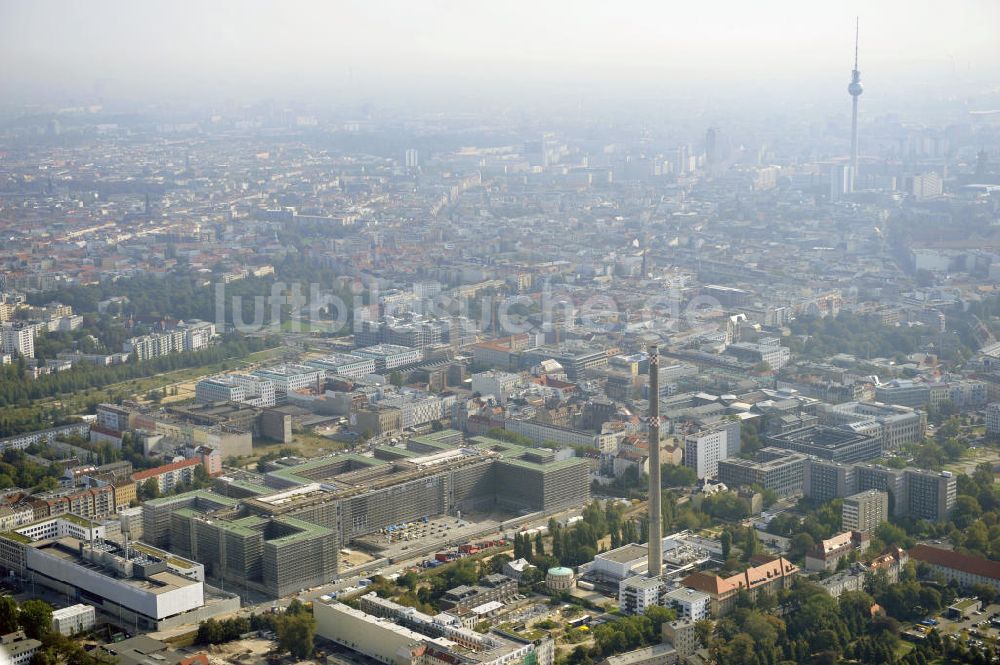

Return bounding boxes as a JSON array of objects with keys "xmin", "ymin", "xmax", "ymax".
[
  {"xmin": 132, "ymin": 458, "xmax": 199, "ymax": 481},
  {"xmin": 910, "ymin": 544, "xmax": 1000, "ymax": 581},
  {"xmin": 683, "ymin": 556, "xmax": 799, "ymax": 596}
]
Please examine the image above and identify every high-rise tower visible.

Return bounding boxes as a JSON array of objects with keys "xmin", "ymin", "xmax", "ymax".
[
  {"xmin": 848, "ymin": 18, "xmax": 863, "ymax": 192},
  {"xmin": 647, "ymin": 344, "xmax": 662, "ymax": 578}
]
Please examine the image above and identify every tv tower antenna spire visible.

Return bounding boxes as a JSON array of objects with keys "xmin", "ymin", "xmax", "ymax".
[
  {"xmin": 854, "ymin": 17, "xmax": 859, "ymax": 71},
  {"xmin": 847, "ymin": 17, "xmax": 863, "ymax": 193}
]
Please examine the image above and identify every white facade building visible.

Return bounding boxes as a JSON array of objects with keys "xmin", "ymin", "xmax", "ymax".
[
  {"xmin": 684, "ymin": 429, "xmax": 729, "ymax": 479},
  {"xmin": 619, "ymin": 575, "xmax": 663, "ymax": 615},
  {"xmin": 471, "ymin": 370, "xmax": 521, "ymax": 404},
  {"xmin": 306, "ymin": 353, "xmax": 377, "ymax": 380},
  {"xmin": 0, "ymin": 325, "xmax": 34, "ymax": 358},
  {"xmin": 51, "ymin": 603, "xmax": 96, "ymax": 636},
  {"xmin": 195, "ymin": 374, "xmax": 276, "ymax": 407},
  {"xmin": 663, "ymin": 587, "xmax": 710, "ymax": 621},
  {"xmin": 252, "ymin": 364, "xmax": 323, "ymax": 394},
  {"xmin": 379, "ymin": 391, "xmax": 455, "ymax": 429},
  {"xmin": 352, "ymin": 344, "xmax": 423, "ymax": 371},
  {"xmin": 987, "ymin": 403, "xmax": 1000, "ymax": 435}
]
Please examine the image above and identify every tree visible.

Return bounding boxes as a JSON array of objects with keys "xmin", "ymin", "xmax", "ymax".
[
  {"xmin": 788, "ymin": 533, "xmax": 815, "ymax": 562},
  {"xmin": 644, "ymin": 605, "xmax": 676, "ymax": 633},
  {"xmin": 19, "ymin": 599, "xmax": 53, "ymax": 639},
  {"xmin": 398, "ymin": 571, "xmax": 420, "ymax": 590},
  {"xmin": 140, "ymin": 477, "xmax": 160, "ymax": 500},
  {"xmin": 197, "ymin": 618, "xmax": 225, "ymax": 644},
  {"xmin": 721, "ymin": 530, "xmax": 732, "ymax": 560},
  {"xmin": 0, "ymin": 596, "xmax": 18, "ymax": 635},
  {"xmin": 275, "ymin": 611, "xmax": 315, "ymax": 660},
  {"xmin": 742, "ymin": 527, "xmax": 761, "ymax": 561},
  {"xmin": 694, "ymin": 619, "xmax": 713, "ymax": 648},
  {"xmin": 29, "ymin": 652, "xmax": 57, "ymax": 665},
  {"xmin": 661, "ymin": 464, "xmax": 697, "ymax": 488},
  {"xmin": 488, "ymin": 554, "xmax": 512, "ymax": 575},
  {"xmin": 449, "ymin": 558, "xmax": 480, "ymax": 587},
  {"xmin": 389, "ymin": 370, "xmax": 404, "ymax": 387},
  {"xmin": 953, "ymin": 495, "xmax": 983, "ymax": 529}
]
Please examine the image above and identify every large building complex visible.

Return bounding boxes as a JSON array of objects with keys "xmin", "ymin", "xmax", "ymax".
[
  {"xmin": 819, "ymin": 401, "xmax": 925, "ymax": 451},
  {"xmin": 717, "ymin": 451, "xmax": 807, "ymax": 495},
  {"xmin": 766, "ymin": 425, "xmax": 880, "ymax": 464},
  {"xmin": 802, "ymin": 458, "xmax": 955, "ymax": 521},
  {"xmin": 139, "ymin": 432, "xmax": 589, "ymax": 597},
  {"xmin": 352, "ymin": 344, "xmax": 423, "ymax": 371},
  {"xmin": 305, "ymin": 352, "xmax": 378, "ymax": 380},
  {"xmin": 0, "ymin": 528, "xmax": 237, "ymax": 631},
  {"xmin": 195, "ymin": 373, "xmax": 276, "ymax": 408}
]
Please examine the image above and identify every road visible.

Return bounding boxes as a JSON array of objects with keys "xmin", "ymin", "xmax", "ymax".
[{"xmin": 231, "ymin": 504, "xmax": 587, "ymax": 617}]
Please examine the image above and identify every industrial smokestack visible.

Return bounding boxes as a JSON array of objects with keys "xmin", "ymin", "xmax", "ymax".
[{"xmin": 647, "ymin": 344, "xmax": 662, "ymax": 578}]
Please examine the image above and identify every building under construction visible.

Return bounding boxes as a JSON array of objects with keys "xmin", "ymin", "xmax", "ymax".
[{"xmin": 143, "ymin": 430, "xmax": 590, "ymax": 597}]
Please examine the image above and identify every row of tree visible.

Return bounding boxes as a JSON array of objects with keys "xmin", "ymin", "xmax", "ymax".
[{"xmin": 0, "ymin": 334, "xmax": 278, "ymax": 437}]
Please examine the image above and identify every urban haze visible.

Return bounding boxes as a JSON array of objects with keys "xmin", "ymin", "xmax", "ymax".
[{"xmin": 1, "ymin": 2, "xmax": 1000, "ymax": 665}]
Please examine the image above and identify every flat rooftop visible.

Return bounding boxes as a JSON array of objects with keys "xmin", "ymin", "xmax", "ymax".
[
  {"xmin": 597, "ymin": 543, "xmax": 648, "ymax": 564},
  {"xmin": 36, "ymin": 538, "xmax": 200, "ymax": 594}
]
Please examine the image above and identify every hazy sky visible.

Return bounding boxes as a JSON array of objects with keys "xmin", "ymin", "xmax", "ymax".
[{"xmin": 2, "ymin": 0, "xmax": 999, "ymax": 108}]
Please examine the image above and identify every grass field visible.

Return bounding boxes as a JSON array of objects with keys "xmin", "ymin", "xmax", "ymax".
[{"xmin": 944, "ymin": 447, "xmax": 1000, "ymax": 476}]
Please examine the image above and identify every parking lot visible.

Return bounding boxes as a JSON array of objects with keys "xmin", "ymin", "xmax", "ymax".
[
  {"xmin": 919, "ymin": 602, "xmax": 1000, "ymax": 650},
  {"xmin": 352, "ymin": 513, "xmax": 507, "ymax": 561}
]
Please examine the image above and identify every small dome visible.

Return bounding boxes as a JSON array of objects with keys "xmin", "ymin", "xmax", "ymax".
[{"xmin": 547, "ymin": 567, "xmax": 574, "ymax": 577}]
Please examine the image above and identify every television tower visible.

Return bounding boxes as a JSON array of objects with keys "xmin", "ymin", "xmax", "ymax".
[
  {"xmin": 647, "ymin": 344, "xmax": 662, "ymax": 578},
  {"xmin": 848, "ymin": 18, "xmax": 863, "ymax": 191}
]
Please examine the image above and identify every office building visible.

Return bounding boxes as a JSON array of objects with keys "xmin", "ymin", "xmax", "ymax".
[
  {"xmin": 842, "ymin": 490, "xmax": 888, "ymax": 533},
  {"xmin": 683, "ymin": 429, "xmax": 729, "ymax": 479},
  {"xmin": 251, "ymin": 364, "xmax": 323, "ymax": 395},
  {"xmin": 0, "ymin": 533, "xmax": 236, "ymax": 631},
  {"xmin": 601, "ymin": 644, "xmax": 678, "ymax": 665},
  {"xmin": 146, "ymin": 434, "xmax": 589, "ymax": 598},
  {"xmin": 663, "ymin": 587, "xmax": 710, "ymax": 621},
  {"xmin": 662, "ymin": 619, "xmax": 699, "ymax": 659},
  {"xmin": 1, "ymin": 632, "xmax": 40, "ymax": 665},
  {"xmin": 802, "ymin": 458, "xmax": 855, "ymax": 503},
  {"xmin": 352, "ymin": 344, "xmax": 423, "ymax": 371},
  {"xmin": 820, "ymin": 402, "xmax": 925, "ymax": 451},
  {"xmin": 51, "ymin": 604, "xmax": 96, "ymax": 636},
  {"xmin": 766, "ymin": 425, "xmax": 880, "ymax": 463},
  {"xmin": 591, "ymin": 544, "xmax": 650, "ymax": 583},
  {"xmin": 195, "ymin": 374, "xmax": 276, "ymax": 408},
  {"xmin": 619, "ymin": 575, "xmax": 664, "ymax": 615},
  {"xmin": 986, "ymin": 403, "xmax": 1000, "ymax": 435},
  {"xmin": 717, "ymin": 452, "xmax": 806, "ymax": 496},
  {"xmin": 724, "ymin": 338, "xmax": 790, "ymax": 371},
  {"xmin": 854, "ymin": 465, "xmax": 907, "ymax": 517},
  {"xmin": 904, "ymin": 469, "xmax": 956, "ymax": 522},
  {"xmin": 305, "ymin": 353, "xmax": 377, "ymax": 380},
  {"xmin": 471, "ymin": 370, "xmax": 521, "ymax": 404}
]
